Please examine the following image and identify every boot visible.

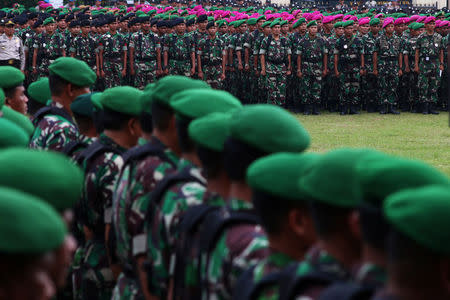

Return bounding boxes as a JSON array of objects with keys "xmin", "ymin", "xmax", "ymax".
[
  {"xmin": 388, "ymin": 104, "xmax": 400, "ymax": 115},
  {"xmin": 422, "ymin": 102, "xmax": 429, "ymax": 115},
  {"xmin": 428, "ymin": 103, "xmax": 439, "ymax": 115},
  {"xmin": 367, "ymin": 102, "xmax": 375, "ymax": 113},
  {"xmin": 411, "ymin": 103, "xmax": 417, "ymax": 113},
  {"xmin": 312, "ymin": 103, "xmax": 321, "ymax": 115},
  {"xmin": 340, "ymin": 104, "xmax": 348, "ymax": 115},
  {"xmin": 379, "ymin": 104, "xmax": 387, "ymax": 114},
  {"xmin": 303, "ymin": 104, "xmax": 312, "ymax": 115},
  {"xmin": 349, "ymin": 104, "xmax": 360, "ymax": 115},
  {"xmin": 401, "ymin": 103, "xmax": 410, "ymax": 112}
]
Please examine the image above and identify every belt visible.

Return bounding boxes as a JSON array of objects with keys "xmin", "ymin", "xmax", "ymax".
[
  {"xmin": 171, "ymin": 57, "xmax": 187, "ymax": 61},
  {"xmin": 303, "ymin": 58, "xmax": 322, "ymax": 63},
  {"xmin": 0, "ymin": 59, "xmax": 19, "ymax": 67},
  {"xmin": 421, "ymin": 55, "xmax": 438, "ymax": 61},
  {"xmin": 204, "ymin": 61, "xmax": 222, "ymax": 66},
  {"xmin": 267, "ymin": 59, "xmax": 285, "ymax": 64},
  {"xmin": 137, "ymin": 57, "xmax": 156, "ymax": 62},
  {"xmin": 380, "ymin": 56, "xmax": 398, "ymax": 61}
]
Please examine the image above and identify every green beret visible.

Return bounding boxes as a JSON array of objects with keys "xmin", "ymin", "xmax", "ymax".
[
  {"xmin": 0, "ymin": 187, "xmax": 67, "ymax": 254},
  {"xmin": 247, "ymin": 18, "xmax": 257, "ymax": 25},
  {"xmin": 1, "ymin": 106, "xmax": 34, "ymax": 136},
  {"xmin": 0, "ymin": 149, "xmax": 84, "ymax": 212},
  {"xmin": 247, "ymin": 152, "xmax": 321, "ymax": 201},
  {"xmin": 334, "ymin": 21, "xmax": 344, "ymax": 28},
  {"xmin": 141, "ymin": 84, "xmax": 155, "ymax": 114},
  {"xmin": 358, "ymin": 156, "xmax": 450, "ymax": 207},
  {"xmin": 369, "ymin": 18, "xmax": 380, "ymax": 26},
  {"xmin": 269, "ymin": 20, "xmax": 280, "ymax": 28},
  {"xmin": 91, "ymin": 92, "xmax": 103, "ymax": 111},
  {"xmin": 100, "ymin": 86, "xmax": 143, "ymax": 116},
  {"xmin": 307, "ymin": 20, "xmax": 318, "ymax": 28},
  {"xmin": 280, "ymin": 20, "xmax": 288, "ymax": 26},
  {"xmin": 229, "ymin": 104, "xmax": 310, "ymax": 153},
  {"xmin": 0, "ymin": 66, "xmax": 25, "ymax": 89},
  {"xmin": 188, "ymin": 112, "xmax": 233, "ymax": 152},
  {"xmin": 49, "ymin": 57, "xmax": 96, "ymax": 87},
  {"xmin": 343, "ymin": 20, "xmax": 355, "ymax": 27},
  {"xmin": 293, "ymin": 18, "xmax": 306, "ymax": 29},
  {"xmin": 170, "ymin": 89, "xmax": 242, "ymax": 120},
  {"xmin": 152, "ymin": 76, "xmax": 210, "ymax": 107},
  {"xmin": 27, "ymin": 78, "xmax": 51, "ymax": 104},
  {"xmin": 71, "ymin": 93, "xmax": 95, "ymax": 117},
  {"xmin": 411, "ymin": 22, "xmax": 424, "ymax": 30},
  {"xmin": 385, "ymin": 185, "xmax": 450, "ymax": 255},
  {"xmin": 257, "ymin": 15, "xmax": 266, "ymax": 22},
  {"xmin": 262, "ymin": 20, "xmax": 272, "ymax": 28},
  {"xmin": 0, "ymin": 118, "xmax": 29, "ymax": 148},
  {"xmin": 0, "ymin": 88, "xmax": 4, "ymax": 109},
  {"xmin": 43, "ymin": 17, "xmax": 56, "ymax": 26},
  {"xmin": 299, "ymin": 148, "xmax": 378, "ymax": 208},
  {"xmin": 233, "ymin": 20, "xmax": 244, "ymax": 28}
]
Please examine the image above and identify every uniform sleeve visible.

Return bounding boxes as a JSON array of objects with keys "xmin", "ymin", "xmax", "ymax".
[
  {"xmin": 162, "ymin": 35, "xmax": 170, "ymax": 52},
  {"xmin": 102, "ymin": 154, "xmax": 125, "ymax": 225},
  {"xmin": 19, "ymin": 39, "xmax": 25, "ymax": 70},
  {"xmin": 259, "ymin": 37, "xmax": 267, "ymax": 55},
  {"xmin": 129, "ymin": 33, "xmax": 136, "ymax": 49},
  {"xmin": 197, "ymin": 38, "xmax": 204, "ymax": 55},
  {"xmin": 333, "ymin": 39, "xmax": 340, "ymax": 54}
]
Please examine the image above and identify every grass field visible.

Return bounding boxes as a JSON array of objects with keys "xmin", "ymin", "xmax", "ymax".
[{"xmin": 295, "ymin": 112, "xmax": 450, "ymax": 176}]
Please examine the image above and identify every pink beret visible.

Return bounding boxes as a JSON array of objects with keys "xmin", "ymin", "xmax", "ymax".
[
  {"xmin": 312, "ymin": 14, "xmax": 322, "ymax": 21},
  {"xmin": 375, "ymin": 13, "xmax": 384, "ymax": 18},
  {"xmin": 383, "ymin": 17, "xmax": 394, "ymax": 28},
  {"xmin": 417, "ymin": 16, "xmax": 426, "ymax": 23},
  {"xmin": 424, "ymin": 16, "xmax": 436, "ymax": 24},
  {"xmin": 394, "ymin": 17, "xmax": 404, "ymax": 25},
  {"xmin": 350, "ymin": 16, "xmax": 358, "ymax": 21},
  {"xmin": 435, "ymin": 20, "xmax": 442, "ymax": 27},
  {"xmin": 441, "ymin": 20, "xmax": 450, "ymax": 27},
  {"xmin": 335, "ymin": 14, "xmax": 344, "ymax": 19},
  {"xmin": 343, "ymin": 15, "xmax": 351, "ymax": 20},
  {"xmin": 358, "ymin": 17, "xmax": 370, "ymax": 25},
  {"xmin": 323, "ymin": 16, "xmax": 334, "ymax": 24},
  {"xmin": 410, "ymin": 15, "xmax": 419, "ymax": 21}
]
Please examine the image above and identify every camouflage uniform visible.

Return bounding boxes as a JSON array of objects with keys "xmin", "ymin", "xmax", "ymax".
[
  {"xmin": 403, "ymin": 34, "xmax": 420, "ymax": 109},
  {"xmin": 375, "ymin": 33, "xmax": 402, "ymax": 105},
  {"xmin": 145, "ymin": 159, "xmax": 206, "ymax": 298},
  {"xmin": 197, "ymin": 35, "xmax": 226, "ymax": 89},
  {"xmin": 33, "ymin": 31, "xmax": 66, "ymax": 77},
  {"xmin": 218, "ymin": 32, "xmax": 231, "ymax": 92},
  {"xmin": 228, "ymin": 32, "xmax": 245, "ymax": 99},
  {"xmin": 289, "ymin": 32, "xmax": 303, "ymax": 111},
  {"xmin": 361, "ymin": 32, "xmax": 379, "ymax": 110},
  {"xmin": 324, "ymin": 33, "xmax": 341, "ymax": 112},
  {"xmin": 111, "ymin": 137, "xmax": 179, "ymax": 300},
  {"xmin": 24, "ymin": 31, "xmax": 38, "ymax": 84},
  {"xmin": 78, "ymin": 133, "xmax": 127, "ymax": 300},
  {"xmin": 260, "ymin": 35, "xmax": 291, "ymax": 106},
  {"xmin": 70, "ymin": 34, "xmax": 98, "ymax": 70},
  {"xmin": 334, "ymin": 35, "xmax": 363, "ymax": 106},
  {"xmin": 415, "ymin": 32, "xmax": 443, "ymax": 104},
  {"xmin": 247, "ymin": 30, "xmax": 262, "ymax": 104},
  {"xmin": 29, "ymin": 101, "xmax": 79, "ymax": 152},
  {"xmin": 129, "ymin": 31, "xmax": 160, "ymax": 89},
  {"xmin": 99, "ymin": 32, "xmax": 127, "ymax": 88},
  {"xmin": 201, "ymin": 197, "xmax": 269, "ymax": 299},
  {"xmin": 438, "ymin": 34, "xmax": 448, "ymax": 110},
  {"xmin": 164, "ymin": 33, "xmax": 195, "ymax": 77},
  {"xmin": 253, "ymin": 32, "xmax": 268, "ymax": 103},
  {"xmin": 297, "ymin": 34, "xmax": 327, "ymax": 105}
]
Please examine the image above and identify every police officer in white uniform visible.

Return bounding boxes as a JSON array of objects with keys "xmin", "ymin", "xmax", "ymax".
[{"xmin": 0, "ymin": 20, "xmax": 25, "ymax": 71}]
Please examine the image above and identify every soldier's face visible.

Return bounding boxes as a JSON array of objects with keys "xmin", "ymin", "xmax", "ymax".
[
  {"xmin": 36, "ymin": 25, "xmax": 44, "ymax": 33},
  {"xmin": 4, "ymin": 26, "xmax": 14, "ymax": 36},
  {"xmin": 300, "ymin": 23, "xmax": 307, "ymax": 32},
  {"xmin": 395, "ymin": 24, "xmax": 405, "ymax": 33},
  {"xmin": 151, "ymin": 24, "xmax": 158, "ymax": 33},
  {"xmin": 360, "ymin": 24, "xmax": 369, "ymax": 34},
  {"xmin": 207, "ymin": 26, "xmax": 217, "ymax": 35},
  {"xmin": 198, "ymin": 21, "xmax": 207, "ymax": 30},
  {"xmin": 308, "ymin": 25, "xmax": 318, "ymax": 35},
  {"xmin": 249, "ymin": 24, "xmax": 256, "ymax": 32},
  {"xmin": 263, "ymin": 27, "xmax": 271, "ymax": 35},
  {"xmin": 425, "ymin": 22, "xmax": 435, "ymax": 31},
  {"xmin": 239, "ymin": 24, "xmax": 248, "ymax": 33},
  {"xmin": 385, "ymin": 24, "xmax": 395, "ymax": 34},
  {"xmin": 81, "ymin": 26, "xmax": 90, "ymax": 35},
  {"xmin": 443, "ymin": 26, "xmax": 449, "ymax": 36},
  {"xmin": 281, "ymin": 24, "xmax": 289, "ymax": 34},
  {"xmin": 110, "ymin": 22, "xmax": 118, "ymax": 31},
  {"xmin": 175, "ymin": 23, "xmax": 186, "ymax": 33},
  {"xmin": 6, "ymin": 86, "xmax": 28, "ymax": 114},
  {"xmin": 370, "ymin": 24, "xmax": 381, "ymax": 34},
  {"xmin": 272, "ymin": 25, "xmax": 281, "ymax": 35},
  {"xmin": 257, "ymin": 19, "xmax": 265, "ymax": 29},
  {"xmin": 101, "ymin": 24, "xmax": 109, "ymax": 33},
  {"xmin": 58, "ymin": 20, "xmax": 67, "ymax": 29},
  {"xmin": 219, "ymin": 25, "xmax": 227, "ymax": 34},
  {"xmin": 45, "ymin": 232, "xmax": 77, "ymax": 289},
  {"xmin": 142, "ymin": 23, "xmax": 151, "ymax": 32},
  {"xmin": 344, "ymin": 25, "xmax": 353, "ymax": 36},
  {"xmin": 336, "ymin": 27, "xmax": 344, "ymax": 36},
  {"xmin": 69, "ymin": 26, "xmax": 80, "ymax": 35},
  {"xmin": 419, "ymin": 27, "xmax": 425, "ymax": 34},
  {"xmin": 46, "ymin": 23, "xmax": 56, "ymax": 33}
]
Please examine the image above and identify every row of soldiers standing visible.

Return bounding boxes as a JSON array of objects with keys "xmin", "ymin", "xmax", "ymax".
[{"xmin": 8, "ymin": 8, "xmax": 450, "ymax": 115}]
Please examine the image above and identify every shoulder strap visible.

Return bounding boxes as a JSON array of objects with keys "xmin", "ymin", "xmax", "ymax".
[
  {"xmin": 279, "ymin": 269, "xmax": 340, "ymax": 300},
  {"xmin": 61, "ymin": 140, "xmax": 88, "ymax": 158},
  {"xmin": 122, "ymin": 140, "xmax": 176, "ymax": 169},
  {"xmin": 317, "ymin": 282, "xmax": 376, "ymax": 300},
  {"xmin": 32, "ymin": 106, "xmax": 76, "ymax": 127},
  {"xmin": 78, "ymin": 139, "xmax": 123, "ymax": 172}
]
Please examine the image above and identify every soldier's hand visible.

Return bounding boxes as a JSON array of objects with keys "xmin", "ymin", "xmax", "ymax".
[
  {"xmin": 286, "ymin": 70, "xmax": 291, "ymax": 76},
  {"xmin": 96, "ymin": 69, "xmax": 101, "ymax": 78},
  {"xmin": 360, "ymin": 69, "xmax": 365, "ymax": 76},
  {"xmin": 164, "ymin": 69, "xmax": 169, "ymax": 75},
  {"xmin": 322, "ymin": 69, "xmax": 328, "ymax": 77},
  {"xmin": 245, "ymin": 64, "xmax": 250, "ymax": 71},
  {"xmin": 238, "ymin": 63, "xmax": 243, "ymax": 71},
  {"xmin": 405, "ymin": 66, "xmax": 410, "ymax": 73},
  {"xmin": 255, "ymin": 69, "xmax": 259, "ymax": 76},
  {"xmin": 398, "ymin": 69, "xmax": 402, "ymax": 76},
  {"xmin": 130, "ymin": 68, "xmax": 135, "ymax": 76},
  {"xmin": 414, "ymin": 66, "xmax": 419, "ymax": 74},
  {"xmin": 156, "ymin": 69, "xmax": 162, "ymax": 76},
  {"xmin": 297, "ymin": 70, "xmax": 302, "ymax": 78},
  {"xmin": 335, "ymin": 71, "xmax": 340, "ymax": 77},
  {"xmin": 260, "ymin": 69, "xmax": 266, "ymax": 76},
  {"xmin": 198, "ymin": 71, "xmax": 204, "ymax": 79},
  {"xmin": 190, "ymin": 67, "xmax": 195, "ymax": 76},
  {"xmin": 32, "ymin": 68, "xmax": 37, "ymax": 75},
  {"xmin": 101, "ymin": 70, "xmax": 106, "ymax": 78},
  {"xmin": 439, "ymin": 64, "xmax": 444, "ymax": 71},
  {"xmin": 121, "ymin": 69, "xmax": 127, "ymax": 78},
  {"xmin": 220, "ymin": 73, "xmax": 226, "ymax": 80},
  {"xmin": 373, "ymin": 70, "xmax": 378, "ymax": 76}
]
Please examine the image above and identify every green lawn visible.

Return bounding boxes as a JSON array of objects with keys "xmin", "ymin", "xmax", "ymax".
[{"xmin": 296, "ymin": 112, "xmax": 450, "ymax": 176}]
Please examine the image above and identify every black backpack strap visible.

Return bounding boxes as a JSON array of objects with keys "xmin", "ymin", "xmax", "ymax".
[
  {"xmin": 32, "ymin": 106, "xmax": 76, "ymax": 127},
  {"xmin": 78, "ymin": 140, "xmax": 123, "ymax": 172},
  {"xmin": 279, "ymin": 269, "xmax": 339, "ymax": 300},
  {"xmin": 121, "ymin": 141, "xmax": 176, "ymax": 169},
  {"xmin": 317, "ymin": 282, "xmax": 376, "ymax": 300},
  {"xmin": 61, "ymin": 140, "xmax": 88, "ymax": 158}
]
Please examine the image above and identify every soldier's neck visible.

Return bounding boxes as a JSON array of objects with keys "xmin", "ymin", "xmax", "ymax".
[
  {"xmin": 426, "ymin": 30, "xmax": 434, "ymax": 35},
  {"xmin": 181, "ymin": 152, "xmax": 201, "ymax": 168},
  {"xmin": 386, "ymin": 278, "xmax": 448, "ymax": 300},
  {"xmin": 229, "ymin": 181, "xmax": 252, "ymax": 203},
  {"xmin": 362, "ymin": 244, "xmax": 386, "ymax": 269},
  {"xmin": 52, "ymin": 96, "xmax": 72, "ymax": 115},
  {"xmin": 207, "ymin": 172, "xmax": 230, "ymax": 200}
]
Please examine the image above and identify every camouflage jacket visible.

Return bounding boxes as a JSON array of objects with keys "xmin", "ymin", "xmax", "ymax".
[
  {"xmin": 197, "ymin": 35, "xmax": 226, "ymax": 66},
  {"xmin": 334, "ymin": 34, "xmax": 363, "ymax": 73},
  {"xmin": 112, "ymin": 136, "xmax": 179, "ymax": 266},
  {"xmin": 375, "ymin": 33, "xmax": 402, "ymax": 72},
  {"xmin": 33, "ymin": 31, "xmax": 66, "ymax": 59},
  {"xmin": 403, "ymin": 35, "xmax": 419, "ymax": 66},
  {"xmin": 98, "ymin": 31, "xmax": 127, "ymax": 59},
  {"xmin": 228, "ymin": 33, "xmax": 244, "ymax": 66},
  {"xmin": 201, "ymin": 197, "xmax": 269, "ymax": 300},
  {"xmin": 146, "ymin": 159, "xmax": 206, "ymax": 298},
  {"xmin": 29, "ymin": 101, "xmax": 79, "ymax": 152},
  {"xmin": 326, "ymin": 34, "xmax": 340, "ymax": 72},
  {"xmin": 362, "ymin": 32, "xmax": 379, "ymax": 72},
  {"xmin": 81, "ymin": 133, "xmax": 126, "ymax": 237},
  {"xmin": 163, "ymin": 33, "xmax": 195, "ymax": 61},
  {"xmin": 70, "ymin": 34, "xmax": 98, "ymax": 66},
  {"xmin": 297, "ymin": 34, "xmax": 327, "ymax": 75},
  {"xmin": 416, "ymin": 32, "xmax": 443, "ymax": 67},
  {"xmin": 260, "ymin": 35, "xmax": 291, "ymax": 65},
  {"xmin": 129, "ymin": 31, "xmax": 160, "ymax": 61}
]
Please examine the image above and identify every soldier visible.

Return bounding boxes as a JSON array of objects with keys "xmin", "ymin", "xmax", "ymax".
[
  {"xmin": 414, "ymin": 16, "xmax": 444, "ymax": 114},
  {"xmin": 70, "ymin": 19, "xmax": 98, "ymax": 74},
  {"xmin": 197, "ymin": 21, "xmax": 227, "ymax": 89},
  {"xmin": 373, "ymin": 17, "xmax": 402, "ymax": 114},
  {"xmin": 233, "ymin": 152, "xmax": 320, "ymax": 299},
  {"xmin": 0, "ymin": 66, "xmax": 28, "ymax": 115},
  {"xmin": 291, "ymin": 17, "xmax": 307, "ymax": 112},
  {"xmin": 32, "ymin": 17, "xmax": 66, "ymax": 78},
  {"xmin": 24, "ymin": 19, "xmax": 43, "ymax": 84},
  {"xmin": 297, "ymin": 20, "xmax": 328, "ymax": 115},
  {"xmin": 0, "ymin": 20, "xmax": 25, "ymax": 71},
  {"xmin": 66, "ymin": 20, "xmax": 80, "ymax": 51},
  {"xmin": 324, "ymin": 21, "xmax": 344, "ymax": 113},
  {"xmin": 260, "ymin": 20, "xmax": 292, "ymax": 107},
  {"xmin": 334, "ymin": 20, "xmax": 364, "ymax": 115},
  {"xmin": 27, "ymin": 77, "xmax": 51, "ymax": 115},
  {"xmin": 254, "ymin": 21, "xmax": 272, "ymax": 105},
  {"xmin": 144, "ymin": 89, "xmax": 241, "ymax": 299},
  {"xmin": 163, "ymin": 18, "xmax": 195, "ymax": 77},
  {"xmin": 111, "ymin": 76, "xmax": 207, "ymax": 300},
  {"xmin": 98, "ymin": 16, "xmax": 128, "ymax": 89},
  {"xmin": 371, "ymin": 186, "xmax": 450, "ymax": 300},
  {"xmin": 229, "ymin": 20, "xmax": 249, "ymax": 103},
  {"xmin": 403, "ymin": 22, "xmax": 423, "ymax": 112},
  {"xmin": 438, "ymin": 21, "xmax": 449, "ymax": 111},
  {"xmin": 69, "ymin": 93, "xmax": 99, "ymax": 150},
  {"xmin": 129, "ymin": 17, "xmax": 162, "ymax": 89},
  {"xmin": 361, "ymin": 18, "xmax": 381, "ymax": 113},
  {"xmin": 77, "ymin": 86, "xmax": 143, "ymax": 300},
  {"xmin": 29, "ymin": 57, "xmax": 96, "ymax": 152}
]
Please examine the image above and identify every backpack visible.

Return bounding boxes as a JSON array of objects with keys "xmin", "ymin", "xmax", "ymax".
[
  {"xmin": 317, "ymin": 282, "xmax": 377, "ymax": 300},
  {"xmin": 32, "ymin": 105, "xmax": 76, "ymax": 127}
]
